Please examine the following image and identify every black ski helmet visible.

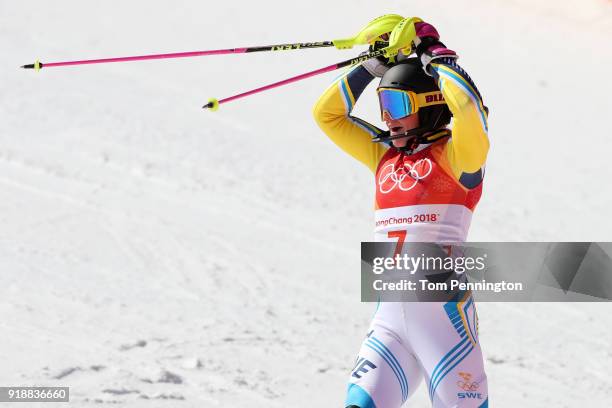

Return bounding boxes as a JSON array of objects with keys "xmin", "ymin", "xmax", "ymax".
[{"xmin": 376, "ymin": 58, "xmax": 452, "ymax": 142}]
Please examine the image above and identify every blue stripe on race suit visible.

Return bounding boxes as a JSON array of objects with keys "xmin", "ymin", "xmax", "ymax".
[
  {"xmin": 369, "ymin": 337, "xmax": 409, "ymax": 400},
  {"xmin": 478, "ymin": 398, "xmax": 489, "ymax": 408},
  {"xmin": 340, "ymin": 79, "xmax": 354, "ymax": 111},
  {"xmin": 428, "ymin": 336, "xmax": 469, "ymax": 399},
  {"xmin": 330, "ymin": 65, "xmax": 355, "ymax": 84},
  {"xmin": 441, "ymin": 58, "xmax": 484, "ymax": 101},
  {"xmin": 365, "ymin": 339, "xmax": 408, "ymax": 402},
  {"xmin": 363, "ymin": 342, "xmax": 405, "ymax": 402},
  {"xmin": 346, "ymin": 383, "xmax": 377, "ymax": 408},
  {"xmin": 430, "ymin": 343, "xmax": 475, "ymax": 400},
  {"xmin": 444, "ymin": 297, "xmax": 471, "ymax": 339},
  {"xmin": 353, "ymin": 115, "xmax": 382, "ymax": 135},
  {"xmin": 349, "ymin": 116, "xmax": 380, "ymax": 138},
  {"xmin": 352, "ymin": 117, "xmax": 382, "ymax": 135}
]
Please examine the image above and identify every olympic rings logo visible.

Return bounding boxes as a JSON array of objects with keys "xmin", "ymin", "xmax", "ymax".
[
  {"xmin": 378, "ymin": 158, "xmax": 433, "ymax": 194},
  {"xmin": 457, "ymin": 372, "xmax": 479, "ymax": 391},
  {"xmin": 457, "ymin": 381, "xmax": 480, "ymax": 391}
]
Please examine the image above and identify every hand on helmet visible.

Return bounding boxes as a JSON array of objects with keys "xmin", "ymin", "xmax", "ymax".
[
  {"xmin": 361, "ymin": 52, "xmax": 392, "ymax": 78},
  {"xmin": 360, "ymin": 33, "xmax": 392, "ymax": 77},
  {"xmin": 413, "ymin": 22, "xmax": 458, "ymax": 74},
  {"xmin": 361, "ymin": 33, "xmax": 410, "ymax": 78}
]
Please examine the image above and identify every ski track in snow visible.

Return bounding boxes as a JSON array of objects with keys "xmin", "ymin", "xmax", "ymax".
[{"xmin": 1, "ymin": 0, "xmax": 611, "ymax": 406}]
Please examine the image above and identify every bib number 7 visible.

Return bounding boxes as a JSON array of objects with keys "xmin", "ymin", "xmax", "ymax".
[{"xmin": 387, "ymin": 230, "xmax": 453, "ymax": 258}]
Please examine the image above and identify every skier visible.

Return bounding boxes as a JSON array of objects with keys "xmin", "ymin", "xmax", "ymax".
[{"xmin": 313, "ymin": 21, "xmax": 489, "ymax": 408}]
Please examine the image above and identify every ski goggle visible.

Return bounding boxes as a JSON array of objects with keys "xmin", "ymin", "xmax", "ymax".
[{"xmin": 377, "ymin": 88, "xmax": 446, "ymax": 121}]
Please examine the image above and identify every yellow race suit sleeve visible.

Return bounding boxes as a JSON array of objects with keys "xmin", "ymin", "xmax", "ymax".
[
  {"xmin": 312, "ymin": 65, "xmax": 389, "ymax": 174},
  {"xmin": 430, "ymin": 58, "xmax": 490, "ymax": 186}
]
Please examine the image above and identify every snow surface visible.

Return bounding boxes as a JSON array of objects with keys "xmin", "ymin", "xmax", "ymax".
[{"xmin": 1, "ymin": 0, "xmax": 611, "ymax": 406}]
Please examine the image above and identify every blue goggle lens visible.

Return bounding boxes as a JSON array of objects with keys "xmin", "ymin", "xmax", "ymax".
[{"xmin": 378, "ymin": 89, "xmax": 414, "ymax": 120}]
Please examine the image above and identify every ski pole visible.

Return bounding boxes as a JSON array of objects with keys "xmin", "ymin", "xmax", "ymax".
[
  {"xmin": 20, "ymin": 43, "xmax": 334, "ymax": 71},
  {"xmin": 202, "ymin": 48, "xmax": 390, "ymax": 111},
  {"xmin": 20, "ymin": 14, "xmax": 404, "ymax": 71},
  {"xmin": 202, "ymin": 16, "xmax": 423, "ymax": 111}
]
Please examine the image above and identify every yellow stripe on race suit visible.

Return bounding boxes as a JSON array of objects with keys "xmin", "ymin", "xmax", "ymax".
[{"xmin": 456, "ymin": 291, "xmax": 478, "ymax": 347}]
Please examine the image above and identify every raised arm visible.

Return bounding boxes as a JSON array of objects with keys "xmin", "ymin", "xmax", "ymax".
[
  {"xmin": 433, "ymin": 58, "xmax": 489, "ymax": 181},
  {"xmin": 415, "ymin": 22, "xmax": 490, "ymax": 187},
  {"xmin": 312, "ymin": 64, "xmax": 388, "ymax": 173}
]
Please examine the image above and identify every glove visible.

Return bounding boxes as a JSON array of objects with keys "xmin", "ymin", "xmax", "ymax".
[
  {"xmin": 413, "ymin": 22, "xmax": 458, "ymax": 75},
  {"xmin": 361, "ymin": 53, "xmax": 391, "ymax": 78},
  {"xmin": 360, "ymin": 39, "xmax": 410, "ymax": 78}
]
